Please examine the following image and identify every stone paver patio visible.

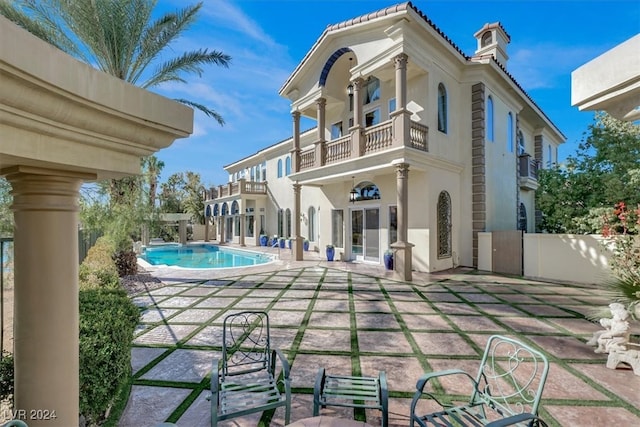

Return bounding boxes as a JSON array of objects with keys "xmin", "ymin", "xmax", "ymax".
[{"xmin": 119, "ymin": 247, "xmax": 640, "ymax": 426}]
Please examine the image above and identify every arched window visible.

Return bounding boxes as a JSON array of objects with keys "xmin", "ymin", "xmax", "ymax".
[
  {"xmin": 250, "ymin": 166, "xmax": 255, "ymax": 181},
  {"xmin": 364, "ymin": 76, "xmax": 380, "ymax": 104},
  {"xmin": 437, "ymin": 191, "xmax": 452, "ymax": 258},
  {"xmin": 308, "ymin": 206, "xmax": 316, "ymax": 242},
  {"xmin": 262, "ymin": 162, "xmax": 267, "ymax": 181},
  {"xmin": 517, "ymin": 130, "xmax": 525, "ymax": 155},
  {"xmin": 518, "ymin": 203, "xmax": 527, "ymax": 231},
  {"xmin": 507, "ymin": 112, "xmax": 514, "ymax": 152},
  {"xmin": 277, "ymin": 209, "xmax": 284, "ymax": 237},
  {"xmin": 285, "ymin": 209, "xmax": 291, "ymax": 238},
  {"xmin": 481, "ymin": 31, "xmax": 492, "ymax": 48},
  {"xmin": 437, "ymin": 83, "xmax": 448, "ymax": 133},
  {"xmin": 486, "ymin": 96, "xmax": 494, "ymax": 142},
  {"xmin": 285, "ymin": 156, "xmax": 291, "ymax": 176},
  {"xmin": 546, "ymin": 145, "xmax": 553, "ymax": 167},
  {"xmin": 277, "ymin": 159, "xmax": 283, "ymax": 178}
]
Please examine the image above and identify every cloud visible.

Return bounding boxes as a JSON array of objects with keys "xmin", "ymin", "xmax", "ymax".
[
  {"xmin": 199, "ymin": 0, "xmax": 278, "ymax": 48},
  {"xmin": 508, "ymin": 42, "xmax": 620, "ymax": 90}
]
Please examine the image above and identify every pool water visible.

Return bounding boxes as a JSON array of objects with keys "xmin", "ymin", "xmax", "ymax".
[{"xmin": 139, "ymin": 244, "xmax": 273, "ymax": 269}]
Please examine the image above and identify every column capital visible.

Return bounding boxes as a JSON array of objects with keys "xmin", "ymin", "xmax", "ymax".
[
  {"xmin": 292, "ymin": 110, "xmax": 301, "ymax": 120},
  {"xmin": 393, "ymin": 53, "xmax": 408, "ymax": 69},
  {"xmin": 395, "ymin": 162, "xmax": 410, "ymax": 178},
  {"xmin": 352, "ymin": 77, "xmax": 365, "ymax": 90},
  {"xmin": 316, "ymin": 97, "xmax": 327, "ymax": 107}
]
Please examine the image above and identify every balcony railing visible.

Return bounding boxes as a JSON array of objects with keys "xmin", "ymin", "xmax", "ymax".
[
  {"xmin": 211, "ymin": 179, "xmax": 267, "ymax": 200},
  {"xmin": 518, "ymin": 154, "xmax": 539, "ymax": 191},
  {"xmin": 298, "ymin": 119, "xmax": 429, "ymax": 171}
]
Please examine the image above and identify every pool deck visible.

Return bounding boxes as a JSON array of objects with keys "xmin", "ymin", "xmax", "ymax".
[{"xmin": 119, "ymin": 242, "xmax": 640, "ymax": 426}]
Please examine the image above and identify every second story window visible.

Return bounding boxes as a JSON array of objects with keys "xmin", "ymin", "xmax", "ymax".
[
  {"xmin": 365, "ymin": 108, "xmax": 380, "ymax": 127},
  {"xmin": 285, "ymin": 156, "xmax": 291, "ymax": 176},
  {"xmin": 331, "ymin": 122, "xmax": 342, "ymax": 139},
  {"xmin": 277, "ymin": 159, "xmax": 283, "ymax": 178},
  {"xmin": 487, "ymin": 96, "xmax": 494, "ymax": 142},
  {"xmin": 507, "ymin": 112, "xmax": 513, "ymax": 152},
  {"xmin": 364, "ymin": 76, "xmax": 380, "ymax": 105},
  {"xmin": 517, "ymin": 130, "xmax": 525, "ymax": 155},
  {"xmin": 437, "ymin": 83, "xmax": 448, "ymax": 133},
  {"xmin": 388, "ymin": 98, "xmax": 396, "ymax": 118}
]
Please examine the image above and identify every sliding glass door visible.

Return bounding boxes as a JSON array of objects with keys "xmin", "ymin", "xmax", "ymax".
[{"xmin": 350, "ymin": 207, "xmax": 380, "ymax": 262}]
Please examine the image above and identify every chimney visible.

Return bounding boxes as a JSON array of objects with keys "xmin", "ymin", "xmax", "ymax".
[{"xmin": 473, "ymin": 22, "xmax": 511, "ymax": 66}]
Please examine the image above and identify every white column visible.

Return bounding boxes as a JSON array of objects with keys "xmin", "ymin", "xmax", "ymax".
[
  {"xmin": 291, "ymin": 111, "xmax": 301, "ymax": 172},
  {"xmin": 4, "ymin": 166, "xmax": 94, "ymax": 427},
  {"xmin": 239, "ymin": 213, "xmax": 246, "ymax": 246},
  {"xmin": 292, "ymin": 183, "xmax": 303, "ymax": 261},
  {"xmin": 391, "ymin": 53, "xmax": 411, "ymax": 148},
  {"xmin": 314, "ymin": 98, "xmax": 326, "ymax": 167},
  {"xmin": 390, "ymin": 162, "xmax": 414, "ymax": 281},
  {"xmin": 350, "ymin": 78, "xmax": 364, "ymax": 157}
]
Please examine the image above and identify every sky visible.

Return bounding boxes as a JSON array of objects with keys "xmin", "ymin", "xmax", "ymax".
[{"xmin": 151, "ymin": 0, "xmax": 640, "ymax": 187}]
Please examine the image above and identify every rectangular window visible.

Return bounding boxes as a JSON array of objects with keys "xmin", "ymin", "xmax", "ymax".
[
  {"xmin": 365, "ymin": 108, "xmax": 380, "ymax": 127},
  {"xmin": 388, "ymin": 98, "xmax": 396, "ymax": 118},
  {"xmin": 331, "ymin": 209, "xmax": 344, "ymax": 248},
  {"xmin": 389, "ymin": 205, "xmax": 397, "ymax": 245},
  {"xmin": 331, "ymin": 122, "xmax": 342, "ymax": 140}
]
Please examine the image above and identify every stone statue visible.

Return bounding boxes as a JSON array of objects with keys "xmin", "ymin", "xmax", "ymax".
[{"xmin": 586, "ymin": 302, "xmax": 631, "ymax": 353}]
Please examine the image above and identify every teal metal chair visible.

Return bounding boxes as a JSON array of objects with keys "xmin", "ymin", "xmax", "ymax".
[
  {"xmin": 410, "ymin": 335, "xmax": 550, "ymax": 427},
  {"xmin": 209, "ymin": 311, "xmax": 291, "ymax": 426},
  {"xmin": 2, "ymin": 421, "xmax": 28, "ymax": 427}
]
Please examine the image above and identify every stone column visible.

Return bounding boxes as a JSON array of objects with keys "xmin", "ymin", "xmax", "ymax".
[
  {"xmin": 204, "ymin": 214, "xmax": 210, "ymax": 242},
  {"xmin": 292, "ymin": 183, "xmax": 303, "ymax": 261},
  {"xmin": 390, "ymin": 163, "xmax": 414, "ymax": 281},
  {"xmin": 178, "ymin": 219, "xmax": 187, "ymax": 244},
  {"xmin": 219, "ymin": 216, "xmax": 225, "ymax": 243},
  {"xmin": 239, "ymin": 213, "xmax": 246, "ymax": 246},
  {"xmin": 350, "ymin": 78, "xmax": 364, "ymax": 157},
  {"xmin": 3, "ymin": 166, "xmax": 94, "ymax": 427},
  {"xmin": 314, "ymin": 98, "xmax": 326, "ymax": 167},
  {"xmin": 390, "ymin": 53, "xmax": 411, "ymax": 148},
  {"xmin": 291, "ymin": 111, "xmax": 301, "ymax": 172}
]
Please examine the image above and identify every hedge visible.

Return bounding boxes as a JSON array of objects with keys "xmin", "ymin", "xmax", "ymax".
[{"xmin": 79, "ymin": 236, "xmax": 119, "ymax": 289}]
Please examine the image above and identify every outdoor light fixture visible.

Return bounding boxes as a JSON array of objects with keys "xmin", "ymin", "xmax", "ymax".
[
  {"xmin": 349, "ymin": 176, "xmax": 358, "ymax": 203},
  {"xmin": 346, "ymin": 83, "xmax": 354, "ymax": 96}
]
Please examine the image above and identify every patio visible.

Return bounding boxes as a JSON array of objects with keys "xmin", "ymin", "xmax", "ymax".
[{"xmin": 120, "ymin": 247, "xmax": 640, "ymax": 426}]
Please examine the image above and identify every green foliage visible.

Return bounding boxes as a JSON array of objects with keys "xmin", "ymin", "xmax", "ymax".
[
  {"xmin": 0, "ymin": 0, "xmax": 231, "ymax": 123},
  {"xmin": 79, "ymin": 288, "xmax": 140, "ymax": 425},
  {"xmin": 79, "ymin": 236, "xmax": 119, "ymax": 289},
  {"xmin": 0, "ymin": 351, "xmax": 14, "ymax": 402},
  {"xmin": 536, "ymin": 112, "xmax": 640, "ymax": 233},
  {"xmin": 113, "ymin": 249, "xmax": 138, "ymax": 277},
  {"xmin": 0, "ymin": 178, "xmax": 13, "ymax": 236}
]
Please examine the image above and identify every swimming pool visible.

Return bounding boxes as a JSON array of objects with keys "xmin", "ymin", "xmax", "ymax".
[{"xmin": 139, "ymin": 244, "xmax": 273, "ymax": 269}]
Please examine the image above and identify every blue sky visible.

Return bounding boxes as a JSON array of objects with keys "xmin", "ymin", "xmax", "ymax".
[{"xmin": 153, "ymin": 0, "xmax": 640, "ymax": 187}]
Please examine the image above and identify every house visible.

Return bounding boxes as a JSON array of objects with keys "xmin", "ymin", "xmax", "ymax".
[{"xmin": 204, "ymin": 2, "xmax": 564, "ymax": 280}]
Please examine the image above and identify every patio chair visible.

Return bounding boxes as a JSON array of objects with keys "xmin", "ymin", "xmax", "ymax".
[
  {"xmin": 209, "ymin": 311, "xmax": 291, "ymax": 427},
  {"xmin": 410, "ymin": 335, "xmax": 550, "ymax": 427},
  {"xmin": 2, "ymin": 421, "xmax": 28, "ymax": 427}
]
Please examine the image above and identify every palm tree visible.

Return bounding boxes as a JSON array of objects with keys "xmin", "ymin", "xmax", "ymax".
[
  {"xmin": 142, "ymin": 155, "xmax": 165, "ymax": 208},
  {"xmin": 0, "ymin": 0, "xmax": 231, "ymax": 124}
]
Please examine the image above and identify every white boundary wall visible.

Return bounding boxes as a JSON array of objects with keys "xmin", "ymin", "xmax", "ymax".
[{"xmin": 478, "ymin": 233, "xmax": 615, "ymax": 285}]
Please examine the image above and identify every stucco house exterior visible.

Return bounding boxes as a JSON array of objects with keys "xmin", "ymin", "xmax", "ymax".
[{"xmin": 204, "ymin": 2, "xmax": 564, "ymax": 279}]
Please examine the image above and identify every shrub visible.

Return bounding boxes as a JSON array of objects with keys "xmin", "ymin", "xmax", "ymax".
[
  {"xmin": 0, "ymin": 351, "xmax": 14, "ymax": 403},
  {"xmin": 113, "ymin": 250, "xmax": 138, "ymax": 277},
  {"xmin": 79, "ymin": 288, "xmax": 140, "ymax": 425},
  {"xmin": 79, "ymin": 236, "xmax": 119, "ymax": 289}
]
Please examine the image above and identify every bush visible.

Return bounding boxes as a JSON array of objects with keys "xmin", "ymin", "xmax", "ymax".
[
  {"xmin": 79, "ymin": 288, "xmax": 140, "ymax": 425},
  {"xmin": 113, "ymin": 250, "xmax": 138, "ymax": 277},
  {"xmin": 0, "ymin": 351, "xmax": 14, "ymax": 403},
  {"xmin": 79, "ymin": 236, "xmax": 119, "ymax": 289}
]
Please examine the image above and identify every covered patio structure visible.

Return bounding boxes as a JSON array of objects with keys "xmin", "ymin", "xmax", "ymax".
[{"xmin": 0, "ymin": 16, "xmax": 192, "ymax": 426}]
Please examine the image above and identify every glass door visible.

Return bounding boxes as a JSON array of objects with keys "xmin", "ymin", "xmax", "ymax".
[{"xmin": 350, "ymin": 208, "xmax": 379, "ymax": 262}]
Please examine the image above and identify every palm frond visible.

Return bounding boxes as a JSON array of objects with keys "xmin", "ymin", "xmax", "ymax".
[
  {"xmin": 128, "ymin": 2, "xmax": 201, "ymax": 84},
  {"xmin": 141, "ymin": 49, "xmax": 230, "ymax": 89},
  {"xmin": 174, "ymin": 99, "xmax": 224, "ymax": 126}
]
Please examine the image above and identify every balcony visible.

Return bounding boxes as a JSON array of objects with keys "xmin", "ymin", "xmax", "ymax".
[
  {"xmin": 518, "ymin": 154, "xmax": 539, "ymax": 191},
  {"xmin": 299, "ymin": 119, "xmax": 428, "ymax": 171},
  {"xmin": 209, "ymin": 179, "xmax": 268, "ymax": 200}
]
